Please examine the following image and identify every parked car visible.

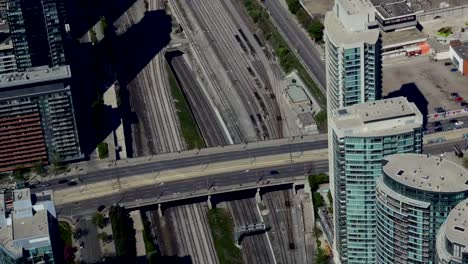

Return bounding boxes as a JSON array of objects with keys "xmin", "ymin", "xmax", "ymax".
[
  {"xmin": 460, "ymin": 101, "xmax": 468, "ymax": 107},
  {"xmin": 432, "ymin": 121, "xmax": 442, "ymax": 127},
  {"xmin": 434, "ymin": 107, "xmax": 445, "ymax": 113},
  {"xmin": 451, "ymin": 68, "xmax": 458, "ymax": 72},
  {"xmin": 445, "ymin": 61, "xmax": 453, "ymax": 66},
  {"xmin": 455, "ymin": 121, "xmax": 464, "ymax": 126},
  {"xmin": 451, "ymin": 92, "xmax": 459, "ymax": 98}
]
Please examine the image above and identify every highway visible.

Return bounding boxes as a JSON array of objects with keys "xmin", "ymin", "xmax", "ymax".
[
  {"xmin": 426, "ymin": 115, "xmax": 468, "ymax": 134},
  {"xmin": 264, "ymin": 0, "xmax": 326, "ymax": 91}
]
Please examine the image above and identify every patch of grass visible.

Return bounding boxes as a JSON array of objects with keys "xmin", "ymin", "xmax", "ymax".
[
  {"xmin": 463, "ymin": 157, "xmax": 468, "ymax": 168},
  {"xmin": 141, "ymin": 216, "xmax": 157, "ymax": 263},
  {"xmin": 59, "ymin": 221, "xmax": 73, "ymax": 247},
  {"xmin": 241, "ymin": 0, "xmax": 326, "ymax": 107},
  {"xmin": 314, "ymin": 110, "xmax": 327, "ymax": 132},
  {"xmin": 207, "ymin": 208, "xmax": 243, "ymax": 264},
  {"xmin": 166, "ymin": 64, "xmax": 205, "ymax": 149},
  {"xmin": 97, "ymin": 142, "xmax": 109, "ymax": 159},
  {"xmin": 437, "ymin": 27, "xmax": 453, "ymax": 37}
]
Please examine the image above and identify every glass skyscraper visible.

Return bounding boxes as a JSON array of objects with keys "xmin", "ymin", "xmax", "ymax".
[
  {"xmin": 329, "ymin": 97, "xmax": 423, "ymax": 264},
  {"xmin": 376, "ymin": 154, "xmax": 468, "ymax": 264},
  {"xmin": 6, "ymin": 0, "xmax": 67, "ymax": 70}
]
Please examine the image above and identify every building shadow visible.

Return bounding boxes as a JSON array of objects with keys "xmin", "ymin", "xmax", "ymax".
[
  {"xmin": 385, "ymin": 82, "xmax": 429, "ymax": 127},
  {"xmin": 65, "ymin": 0, "xmax": 139, "ymax": 40}
]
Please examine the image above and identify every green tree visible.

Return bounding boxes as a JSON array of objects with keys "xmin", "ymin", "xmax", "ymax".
[
  {"xmin": 33, "ymin": 160, "xmax": 45, "ymax": 176},
  {"xmin": 327, "ymin": 189, "xmax": 332, "ymax": 205},
  {"xmin": 97, "ymin": 232, "xmax": 111, "ymax": 243},
  {"xmin": 313, "ymin": 192, "xmax": 325, "ymax": 208},
  {"xmin": 286, "ymin": 0, "xmax": 301, "ymax": 14},
  {"xmin": 314, "ymin": 247, "xmax": 329, "ymax": 264},
  {"xmin": 92, "ymin": 212, "xmax": 106, "ymax": 229},
  {"xmin": 308, "ymin": 20, "xmax": 324, "ymax": 42},
  {"xmin": 109, "ymin": 205, "xmax": 136, "ymax": 261},
  {"xmin": 463, "ymin": 157, "xmax": 468, "ymax": 168}
]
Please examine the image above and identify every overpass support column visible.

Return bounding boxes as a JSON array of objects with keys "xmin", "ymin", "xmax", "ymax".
[
  {"xmin": 207, "ymin": 195, "xmax": 213, "ymax": 209},
  {"xmin": 255, "ymin": 188, "xmax": 262, "ymax": 203},
  {"xmin": 158, "ymin": 204, "xmax": 162, "ymax": 217},
  {"xmin": 292, "ymin": 182, "xmax": 297, "ymax": 195}
]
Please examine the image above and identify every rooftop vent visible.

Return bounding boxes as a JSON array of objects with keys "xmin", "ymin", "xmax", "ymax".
[
  {"xmin": 422, "ymin": 175, "xmax": 429, "ymax": 180},
  {"xmin": 397, "ymin": 170, "xmax": 404, "ymax": 176},
  {"xmin": 454, "ymin": 226, "xmax": 466, "ymax": 232}
]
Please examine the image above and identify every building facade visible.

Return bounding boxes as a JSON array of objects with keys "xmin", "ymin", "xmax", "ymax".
[
  {"xmin": 436, "ymin": 198, "xmax": 468, "ymax": 264},
  {"xmin": 0, "ymin": 34, "xmax": 17, "ymax": 74},
  {"xmin": 376, "ymin": 154, "xmax": 468, "ymax": 264},
  {"xmin": 324, "ymin": 0, "xmax": 381, "ymax": 113},
  {"xmin": 0, "ymin": 188, "xmax": 59, "ymax": 263},
  {"xmin": 329, "ymin": 97, "xmax": 423, "ymax": 264},
  {"xmin": 0, "ymin": 65, "xmax": 82, "ymax": 172},
  {"xmin": 6, "ymin": 0, "xmax": 67, "ymax": 71}
]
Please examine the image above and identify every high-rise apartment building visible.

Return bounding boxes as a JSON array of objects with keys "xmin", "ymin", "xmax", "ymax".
[
  {"xmin": 324, "ymin": 0, "xmax": 381, "ymax": 112},
  {"xmin": 329, "ymin": 97, "xmax": 423, "ymax": 264},
  {"xmin": 0, "ymin": 188, "xmax": 59, "ymax": 263},
  {"xmin": 0, "ymin": 65, "xmax": 82, "ymax": 172},
  {"xmin": 6, "ymin": 0, "xmax": 67, "ymax": 71},
  {"xmin": 436, "ymin": 198, "xmax": 468, "ymax": 264},
  {"xmin": 376, "ymin": 154, "xmax": 468, "ymax": 263}
]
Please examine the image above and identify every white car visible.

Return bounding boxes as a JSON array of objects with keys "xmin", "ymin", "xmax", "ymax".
[{"xmin": 455, "ymin": 121, "xmax": 464, "ymax": 126}]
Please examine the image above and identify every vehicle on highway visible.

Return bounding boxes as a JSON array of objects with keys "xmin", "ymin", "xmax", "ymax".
[
  {"xmin": 67, "ymin": 181, "xmax": 78, "ymax": 186},
  {"xmin": 58, "ymin": 179, "xmax": 68, "ymax": 184},
  {"xmin": 435, "ymin": 127, "xmax": 443, "ymax": 132},
  {"xmin": 28, "ymin": 180, "xmax": 40, "ymax": 186},
  {"xmin": 432, "ymin": 121, "xmax": 441, "ymax": 127},
  {"xmin": 455, "ymin": 121, "xmax": 464, "ymax": 126},
  {"xmin": 70, "ymin": 178, "xmax": 81, "ymax": 183},
  {"xmin": 40, "ymin": 182, "xmax": 50, "ymax": 187},
  {"xmin": 270, "ymin": 170, "xmax": 279, "ymax": 175}
]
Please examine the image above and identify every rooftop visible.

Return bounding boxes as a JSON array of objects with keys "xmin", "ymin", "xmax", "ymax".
[
  {"xmin": 331, "ymin": 97, "xmax": 423, "ymax": 137},
  {"xmin": 371, "ymin": 0, "xmax": 414, "ymax": 18},
  {"xmin": 285, "ymin": 84, "xmax": 310, "ymax": 103},
  {"xmin": 0, "ymin": 65, "xmax": 71, "ymax": 89},
  {"xmin": 383, "ymin": 154, "xmax": 468, "ymax": 193},
  {"xmin": 338, "ymin": 0, "xmax": 374, "ymax": 15},
  {"xmin": 324, "ymin": 10, "xmax": 380, "ymax": 46},
  {"xmin": 450, "ymin": 41, "xmax": 468, "ymax": 60},
  {"xmin": 12, "ymin": 209, "xmax": 49, "ymax": 242},
  {"xmin": 381, "ymin": 27, "xmax": 427, "ymax": 48},
  {"xmin": 444, "ymin": 198, "xmax": 468, "ymax": 253}
]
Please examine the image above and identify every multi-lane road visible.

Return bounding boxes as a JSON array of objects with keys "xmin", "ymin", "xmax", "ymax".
[{"xmin": 264, "ymin": 0, "xmax": 326, "ymax": 90}]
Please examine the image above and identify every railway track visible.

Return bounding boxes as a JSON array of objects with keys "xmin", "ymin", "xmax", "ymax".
[
  {"xmin": 162, "ymin": 203, "xmax": 218, "ymax": 264},
  {"xmin": 180, "ymin": 0, "xmax": 282, "ymax": 142},
  {"xmin": 263, "ymin": 189, "xmax": 307, "ymax": 263},
  {"xmin": 227, "ymin": 199, "xmax": 275, "ymax": 264},
  {"xmin": 170, "ymin": 55, "xmax": 231, "ymax": 147}
]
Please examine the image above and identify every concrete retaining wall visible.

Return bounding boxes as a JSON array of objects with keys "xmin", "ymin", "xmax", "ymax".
[{"xmin": 417, "ymin": 5, "xmax": 468, "ymax": 22}]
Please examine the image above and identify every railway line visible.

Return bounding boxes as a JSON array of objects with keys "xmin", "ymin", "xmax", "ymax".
[
  {"xmin": 177, "ymin": 0, "xmax": 282, "ymax": 142},
  {"xmin": 263, "ymin": 189, "xmax": 308, "ymax": 263},
  {"xmin": 120, "ymin": 0, "xmax": 184, "ymax": 156},
  {"xmin": 227, "ymin": 199, "xmax": 275, "ymax": 264},
  {"xmin": 170, "ymin": 54, "xmax": 231, "ymax": 147},
  {"xmin": 147, "ymin": 203, "xmax": 218, "ymax": 264}
]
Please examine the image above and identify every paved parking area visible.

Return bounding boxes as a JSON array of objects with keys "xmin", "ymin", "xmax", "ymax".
[{"xmin": 383, "ymin": 56, "xmax": 468, "ymax": 117}]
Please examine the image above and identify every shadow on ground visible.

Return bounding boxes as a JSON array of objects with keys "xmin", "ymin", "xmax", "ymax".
[{"xmin": 385, "ymin": 82, "xmax": 429, "ymax": 127}]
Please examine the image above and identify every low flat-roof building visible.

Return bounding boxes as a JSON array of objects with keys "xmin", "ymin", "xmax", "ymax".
[
  {"xmin": 376, "ymin": 154, "xmax": 468, "ymax": 263},
  {"xmin": 449, "ymin": 40, "xmax": 468, "ymax": 75},
  {"xmin": 0, "ymin": 188, "xmax": 59, "ymax": 263},
  {"xmin": 436, "ymin": 198, "xmax": 468, "ymax": 264},
  {"xmin": 370, "ymin": 0, "xmax": 418, "ymax": 31}
]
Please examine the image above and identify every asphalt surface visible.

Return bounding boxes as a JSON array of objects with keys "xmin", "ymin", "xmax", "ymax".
[
  {"xmin": 425, "ymin": 115, "xmax": 468, "ymax": 134},
  {"xmin": 264, "ymin": 0, "xmax": 326, "ymax": 90},
  {"xmin": 75, "ymin": 218, "xmax": 102, "ymax": 263}
]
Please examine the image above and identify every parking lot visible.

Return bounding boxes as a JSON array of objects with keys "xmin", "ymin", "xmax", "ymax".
[{"xmin": 383, "ymin": 56, "xmax": 468, "ymax": 117}]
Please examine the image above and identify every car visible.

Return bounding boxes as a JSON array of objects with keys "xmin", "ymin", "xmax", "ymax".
[
  {"xmin": 58, "ymin": 179, "xmax": 68, "ymax": 184},
  {"xmin": 455, "ymin": 121, "xmax": 464, "ymax": 126},
  {"xmin": 434, "ymin": 107, "xmax": 445, "ymax": 113},
  {"xmin": 445, "ymin": 61, "xmax": 453, "ymax": 66},
  {"xmin": 461, "ymin": 101, "xmax": 468, "ymax": 107},
  {"xmin": 450, "ymin": 119, "xmax": 459, "ymax": 123},
  {"xmin": 451, "ymin": 92, "xmax": 459, "ymax": 98},
  {"xmin": 451, "ymin": 68, "xmax": 458, "ymax": 72},
  {"xmin": 435, "ymin": 127, "xmax": 443, "ymax": 132},
  {"xmin": 432, "ymin": 121, "xmax": 441, "ymax": 127},
  {"xmin": 98, "ymin": 205, "xmax": 106, "ymax": 212},
  {"xmin": 269, "ymin": 170, "xmax": 279, "ymax": 175},
  {"xmin": 28, "ymin": 180, "xmax": 40, "ymax": 186},
  {"xmin": 67, "ymin": 181, "xmax": 78, "ymax": 186},
  {"xmin": 40, "ymin": 182, "xmax": 50, "ymax": 187},
  {"xmin": 79, "ymin": 241, "xmax": 84, "ymax": 249}
]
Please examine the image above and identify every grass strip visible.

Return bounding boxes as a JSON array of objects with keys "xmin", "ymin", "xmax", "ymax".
[
  {"xmin": 166, "ymin": 64, "xmax": 205, "ymax": 150},
  {"xmin": 59, "ymin": 221, "xmax": 72, "ymax": 247},
  {"xmin": 241, "ymin": 0, "xmax": 326, "ymax": 108},
  {"xmin": 207, "ymin": 208, "xmax": 243, "ymax": 264}
]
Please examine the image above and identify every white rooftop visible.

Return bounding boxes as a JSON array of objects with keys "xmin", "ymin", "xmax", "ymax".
[
  {"xmin": 447, "ymin": 199, "xmax": 468, "ymax": 247},
  {"xmin": 383, "ymin": 154, "xmax": 468, "ymax": 193},
  {"xmin": 331, "ymin": 97, "xmax": 423, "ymax": 137}
]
